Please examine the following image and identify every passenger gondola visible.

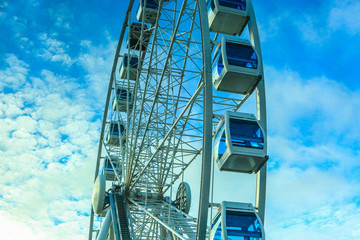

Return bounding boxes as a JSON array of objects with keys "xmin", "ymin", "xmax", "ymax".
[
  {"xmin": 119, "ymin": 54, "xmax": 139, "ymax": 81},
  {"xmin": 210, "ymin": 201, "xmax": 265, "ymax": 240},
  {"xmin": 106, "ymin": 121, "xmax": 126, "ymax": 146},
  {"xmin": 112, "ymin": 87, "xmax": 134, "ymax": 112},
  {"xmin": 136, "ymin": 0, "xmax": 159, "ymax": 25},
  {"xmin": 207, "ymin": 0, "xmax": 249, "ymax": 36},
  {"xmin": 213, "ymin": 111, "xmax": 267, "ymax": 173},
  {"xmin": 212, "ymin": 36, "xmax": 262, "ymax": 95},
  {"xmin": 127, "ymin": 22, "xmax": 152, "ymax": 51},
  {"xmin": 102, "ymin": 155, "xmax": 121, "ymax": 181}
]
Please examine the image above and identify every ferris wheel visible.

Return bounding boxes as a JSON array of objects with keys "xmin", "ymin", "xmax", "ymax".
[{"xmin": 88, "ymin": 0, "xmax": 268, "ymax": 239}]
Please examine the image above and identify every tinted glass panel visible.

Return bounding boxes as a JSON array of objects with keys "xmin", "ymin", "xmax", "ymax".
[
  {"xmin": 229, "ymin": 118, "xmax": 263, "ymax": 149},
  {"xmin": 218, "ymin": 133, "xmax": 226, "ymax": 160},
  {"xmin": 225, "ymin": 210, "xmax": 262, "ymax": 239},
  {"xmin": 212, "ymin": 50, "xmax": 224, "ymax": 80},
  {"xmin": 207, "ymin": 0, "xmax": 216, "ymax": 16},
  {"xmin": 218, "ymin": 0, "xmax": 246, "ymax": 10},
  {"xmin": 105, "ymin": 159, "xmax": 115, "ymax": 170},
  {"xmin": 123, "ymin": 55, "xmax": 139, "ymax": 68},
  {"xmin": 214, "ymin": 123, "xmax": 226, "ymax": 162},
  {"xmin": 116, "ymin": 89, "xmax": 132, "ymax": 102},
  {"xmin": 129, "ymin": 38, "xmax": 149, "ymax": 50},
  {"xmin": 131, "ymin": 22, "xmax": 147, "ymax": 32},
  {"xmin": 110, "ymin": 123, "xmax": 125, "ymax": 135},
  {"xmin": 141, "ymin": 0, "xmax": 158, "ymax": 9},
  {"xmin": 110, "ymin": 123, "xmax": 119, "ymax": 134},
  {"xmin": 215, "ymin": 122, "xmax": 225, "ymax": 140},
  {"xmin": 129, "ymin": 23, "xmax": 151, "ymax": 49},
  {"xmin": 226, "ymin": 42, "xmax": 257, "ymax": 69},
  {"xmin": 214, "ymin": 225, "xmax": 222, "ymax": 240},
  {"xmin": 212, "ymin": 213, "xmax": 221, "ymax": 228},
  {"xmin": 211, "ymin": 213, "xmax": 222, "ymax": 240}
]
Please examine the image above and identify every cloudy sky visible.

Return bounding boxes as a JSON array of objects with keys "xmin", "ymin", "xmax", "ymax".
[{"xmin": 1, "ymin": 0, "xmax": 360, "ymax": 239}]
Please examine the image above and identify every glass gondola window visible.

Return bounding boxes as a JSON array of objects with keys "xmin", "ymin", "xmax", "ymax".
[
  {"xmin": 110, "ymin": 122, "xmax": 124, "ymax": 136},
  {"xmin": 128, "ymin": 22, "xmax": 151, "ymax": 51},
  {"xmin": 211, "ymin": 213, "xmax": 222, "ymax": 240},
  {"xmin": 105, "ymin": 159, "xmax": 111, "ymax": 171},
  {"xmin": 105, "ymin": 158, "xmax": 114, "ymax": 171},
  {"xmin": 226, "ymin": 42, "xmax": 257, "ymax": 69},
  {"xmin": 141, "ymin": 0, "xmax": 158, "ymax": 9},
  {"xmin": 117, "ymin": 89, "xmax": 132, "ymax": 102},
  {"xmin": 214, "ymin": 122, "xmax": 226, "ymax": 162},
  {"xmin": 229, "ymin": 118, "xmax": 264, "ymax": 149},
  {"xmin": 119, "ymin": 54, "xmax": 139, "ymax": 81},
  {"xmin": 218, "ymin": 0, "xmax": 246, "ymax": 10},
  {"xmin": 207, "ymin": 0, "xmax": 216, "ymax": 15},
  {"xmin": 213, "ymin": 225, "xmax": 222, "ymax": 240},
  {"xmin": 123, "ymin": 55, "xmax": 138, "ymax": 68},
  {"xmin": 226, "ymin": 210, "xmax": 262, "ymax": 239},
  {"xmin": 212, "ymin": 37, "xmax": 262, "ymax": 95},
  {"xmin": 212, "ymin": 51, "xmax": 224, "ymax": 80}
]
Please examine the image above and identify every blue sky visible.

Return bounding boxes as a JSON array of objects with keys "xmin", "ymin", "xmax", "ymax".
[{"xmin": 1, "ymin": 0, "xmax": 360, "ymax": 239}]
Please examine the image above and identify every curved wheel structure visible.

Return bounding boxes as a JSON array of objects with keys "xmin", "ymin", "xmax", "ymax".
[
  {"xmin": 88, "ymin": 0, "xmax": 267, "ymax": 239},
  {"xmin": 174, "ymin": 182, "xmax": 191, "ymax": 214}
]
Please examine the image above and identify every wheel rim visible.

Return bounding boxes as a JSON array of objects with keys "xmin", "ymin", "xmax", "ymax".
[{"xmin": 88, "ymin": 0, "xmax": 267, "ymax": 239}]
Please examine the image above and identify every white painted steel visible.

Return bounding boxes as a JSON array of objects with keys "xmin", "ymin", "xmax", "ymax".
[
  {"xmin": 96, "ymin": 210, "xmax": 112, "ymax": 240},
  {"xmin": 207, "ymin": 0, "xmax": 249, "ymax": 36},
  {"xmin": 209, "ymin": 201, "xmax": 265, "ymax": 240},
  {"xmin": 213, "ymin": 111, "xmax": 267, "ymax": 173},
  {"xmin": 212, "ymin": 36, "xmax": 262, "ymax": 94},
  {"xmin": 91, "ymin": 174, "xmax": 106, "ymax": 216},
  {"xmin": 88, "ymin": 0, "xmax": 267, "ymax": 239}
]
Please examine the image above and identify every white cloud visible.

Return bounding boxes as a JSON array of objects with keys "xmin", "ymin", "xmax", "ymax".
[
  {"xmin": 266, "ymin": 67, "xmax": 360, "ymax": 143},
  {"xmin": 47, "ymin": 3, "xmax": 74, "ymax": 30},
  {"xmin": 263, "ymin": 66, "xmax": 360, "ymax": 238},
  {"xmin": 294, "ymin": 14, "xmax": 331, "ymax": 43},
  {"xmin": 0, "ymin": 58, "xmax": 99, "ymax": 239},
  {"xmin": 257, "ymin": 11, "xmax": 290, "ymax": 43},
  {"xmin": 180, "ymin": 65, "xmax": 360, "ymax": 239},
  {"xmin": 76, "ymin": 39, "xmax": 117, "ymax": 108},
  {"xmin": 295, "ymin": 0, "xmax": 360, "ymax": 43},
  {"xmin": 328, "ymin": 0, "xmax": 360, "ymax": 34},
  {"xmin": 261, "ymin": 0, "xmax": 360, "ymax": 44},
  {"xmin": 268, "ymin": 167, "xmax": 357, "ymax": 214},
  {"xmin": 0, "ymin": 54, "xmax": 28, "ymax": 91},
  {"xmin": 267, "ymin": 202, "xmax": 360, "ymax": 240},
  {"xmin": 0, "ymin": 211, "xmax": 48, "ymax": 240},
  {"xmin": 1, "ymin": 10, "xmax": 360, "ymax": 238},
  {"xmin": 37, "ymin": 33, "xmax": 73, "ymax": 66}
]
